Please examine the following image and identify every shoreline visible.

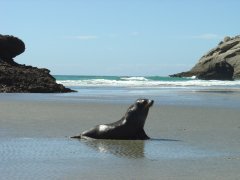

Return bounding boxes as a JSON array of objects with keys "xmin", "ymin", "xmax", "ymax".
[{"xmin": 1, "ymin": 86, "xmax": 240, "ymax": 109}]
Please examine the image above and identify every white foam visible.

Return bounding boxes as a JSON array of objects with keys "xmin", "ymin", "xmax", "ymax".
[
  {"xmin": 186, "ymin": 76, "xmax": 197, "ymax": 79},
  {"xmin": 57, "ymin": 79, "xmax": 240, "ymax": 88},
  {"xmin": 120, "ymin": 77, "xmax": 148, "ymax": 81}
]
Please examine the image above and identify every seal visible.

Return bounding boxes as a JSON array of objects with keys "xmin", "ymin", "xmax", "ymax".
[{"xmin": 71, "ymin": 98, "xmax": 154, "ymax": 140}]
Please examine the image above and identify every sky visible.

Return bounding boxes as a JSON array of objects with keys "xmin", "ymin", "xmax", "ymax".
[{"xmin": 1, "ymin": 0, "xmax": 240, "ymax": 76}]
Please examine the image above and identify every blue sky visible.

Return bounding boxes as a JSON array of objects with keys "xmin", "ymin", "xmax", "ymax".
[{"xmin": 1, "ymin": 0, "xmax": 240, "ymax": 76}]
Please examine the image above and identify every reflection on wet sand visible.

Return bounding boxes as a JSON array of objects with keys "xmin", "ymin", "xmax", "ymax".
[
  {"xmin": 81, "ymin": 139, "xmax": 146, "ymax": 158},
  {"xmin": 80, "ymin": 138, "xmax": 180, "ymax": 159}
]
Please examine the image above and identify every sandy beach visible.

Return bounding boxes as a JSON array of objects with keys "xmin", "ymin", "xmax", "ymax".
[{"xmin": 0, "ymin": 95, "xmax": 240, "ymax": 180}]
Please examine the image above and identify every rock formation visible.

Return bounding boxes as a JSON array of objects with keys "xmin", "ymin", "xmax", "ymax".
[
  {"xmin": 197, "ymin": 61, "xmax": 234, "ymax": 80},
  {"xmin": 170, "ymin": 35, "xmax": 240, "ymax": 80},
  {"xmin": 0, "ymin": 34, "xmax": 75, "ymax": 93},
  {"xmin": 0, "ymin": 35, "xmax": 25, "ymax": 64}
]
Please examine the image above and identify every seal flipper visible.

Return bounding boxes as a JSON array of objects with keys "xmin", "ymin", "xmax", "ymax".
[
  {"xmin": 135, "ymin": 128, "xmax": 149, "ymax": 140},
  {"xmin": 70, "ymin": 134, "xmax": 82, "ymax": 138}
]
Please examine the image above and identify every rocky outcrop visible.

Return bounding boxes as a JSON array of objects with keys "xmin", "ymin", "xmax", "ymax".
[
  {"xmin": 197, "ymin": 61, "xmax": 234, "ymax": 80},
  {"xmin": 170, "ymin": 35, "xmax": 240, "ymax": 80},
  {"xmin": 0, "ymin": 34, "xmax": 75, "ymax": 93},
  {"xmin": 0, "ymin": 61, "xmax": 75, "ymax": 93}
]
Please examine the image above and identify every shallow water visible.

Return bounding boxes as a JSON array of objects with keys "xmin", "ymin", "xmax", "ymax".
[
  {"xmin": 0, "ymin": 138, "xmax": 231, "ymax": 180},
  {"xmin": 1, "ymin": 87, "xmax": 240, "ymax": 108}
]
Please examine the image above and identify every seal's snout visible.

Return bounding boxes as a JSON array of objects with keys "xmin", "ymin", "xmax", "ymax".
[
  {"xmin": 149, "ymin": 100, "xmax": 154, "ymax": 107},
  {"xmin": 145, "ymin": 99, "xmax": 154, "ymax": 109}
]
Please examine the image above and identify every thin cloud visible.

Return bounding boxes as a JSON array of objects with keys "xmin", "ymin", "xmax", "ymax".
[
  {"xmin": 75, "ymin": 35, "xmax": 98, "ymax": 40},
  {"xmin": 190, "ymin": 33, "xmax": 222, "ymax": 40},
  {"xmin": 130, "ymin": 31, "xmax": 140, "ymax": 36},
  {"xmin": 108, "ymin": 33, "xmax": 118, "ymax": 38},
  {"xmin": 65, "ymin": 35, "xmax": 98, "ymax": 40}
]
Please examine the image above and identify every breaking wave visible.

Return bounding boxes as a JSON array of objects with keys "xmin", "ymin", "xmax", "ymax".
[{"xmin": 55, "ymin": 75, "xmax": 240, "ymax": 88}]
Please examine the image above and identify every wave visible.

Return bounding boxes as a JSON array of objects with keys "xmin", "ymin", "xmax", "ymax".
[
  {"xmin": 120, "ymin": 77, "xmax": 149, "ymax": 81},
  {"xmin": 57, "ymin": 77, "xmax": 240, "ymax": 88}
]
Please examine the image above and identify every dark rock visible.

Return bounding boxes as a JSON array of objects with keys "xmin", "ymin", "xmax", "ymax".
[
  {"xmin": 170, "ymin": 35, "xmax": 240, "ymax": 80},
  {"xmin": 0, "ymin": 35, "xmax": 25, "ymax": 63},
  {"xmin": 197, "ymin": 61, "xmax": 234, "ymax": 80},
  {"xmin": 0, "ymin": 34, "xmax": 75, "ymax": 93},
  {"xmin": 170, "ymin": 71, "xmax": 196, "ymax": 78},
  {"xmin": 0, "ymin": 61, "xmax": 75, "ymax": 93}
]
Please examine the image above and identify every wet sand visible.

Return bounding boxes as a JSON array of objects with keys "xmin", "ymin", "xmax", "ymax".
[{"xmin": 0, "ymin": 97, "xmax": 240, "ymax": 179}]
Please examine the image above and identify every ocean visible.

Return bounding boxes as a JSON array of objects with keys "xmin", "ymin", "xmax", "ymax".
[
  {"xmin": 55, "ymin": 75, "xmax": 240, "ymax": 108},
  {"xmin": 55, "ymin": 75, "xmax": 240, "ymax": 88}
]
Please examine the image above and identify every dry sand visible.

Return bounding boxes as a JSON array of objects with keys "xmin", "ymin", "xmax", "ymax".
[{"xmin": 0, "ymin": 98, "xmax": 240, "ymax": 179}]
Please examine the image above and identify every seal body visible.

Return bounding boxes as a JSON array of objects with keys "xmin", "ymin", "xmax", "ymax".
[{"xmin": 71, "ymin": 99, "xmax": 154, "ymax": 140}]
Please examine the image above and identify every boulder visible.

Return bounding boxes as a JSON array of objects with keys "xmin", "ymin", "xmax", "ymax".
[
  {"xmin": 170, "ymin": 35, "xmax": 240, "ymax": 80},
  {"xmin": 0, "ymin": 35, "xmax": 25, "ymax": 63}
]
